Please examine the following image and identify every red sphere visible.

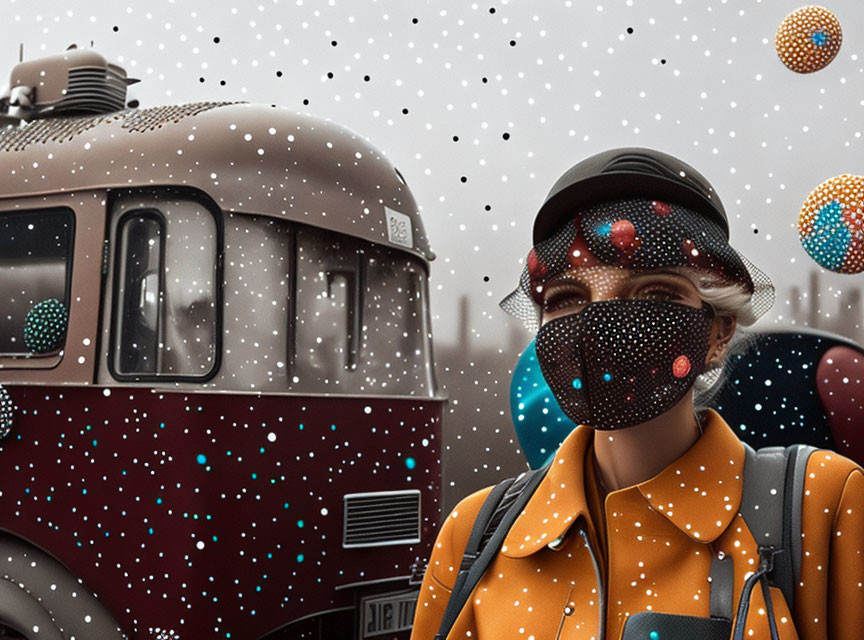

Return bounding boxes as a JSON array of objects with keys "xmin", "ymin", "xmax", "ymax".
[
  {"xmin": 653, "ymin": 200, "xmax": 671, "ymax": 216},
  {"xmin": 610, "ymin": 219, "xmax": 637, "ymax": 250}
]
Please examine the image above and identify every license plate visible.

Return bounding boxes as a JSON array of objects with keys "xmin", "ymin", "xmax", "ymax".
[{"xmin": 360, "ymin": 589, "xmax": 419, "ymax": 638}]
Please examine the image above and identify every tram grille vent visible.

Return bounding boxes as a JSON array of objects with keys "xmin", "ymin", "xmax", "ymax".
[
  {"xmin": 0, "ymin": 113, "xmax": 111, "ymax": 152},
  {"xmin": 343, "ymin": 490, "xmax": 421, "ymax": 548},
  {"xmin": 120, "ymin": 101, "xmax": 243, "ymax": 132}
]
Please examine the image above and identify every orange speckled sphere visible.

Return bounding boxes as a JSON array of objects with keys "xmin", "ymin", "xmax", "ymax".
[
  {"xmin": 775, "ymin": 5, "xmax": 842, "ymax": 73},
  {"xmin": 798, "ymin": 175, "xmax": 864, "ymax": 274}
]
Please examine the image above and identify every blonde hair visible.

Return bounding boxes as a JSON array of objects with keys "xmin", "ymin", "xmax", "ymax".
[{"xmin": 662, "ymin": 266, "xmax": 758, "ymax": 411}]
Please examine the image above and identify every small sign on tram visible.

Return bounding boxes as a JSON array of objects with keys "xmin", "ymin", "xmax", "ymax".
[{"xmin": 360, "ymin": 589, "xmax": 419, "ymax": 638}]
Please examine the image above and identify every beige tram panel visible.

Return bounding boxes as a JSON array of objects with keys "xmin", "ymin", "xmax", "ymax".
[{"xmin": 0, "ymin": 101, "xmax": 433, "ymax": 265}]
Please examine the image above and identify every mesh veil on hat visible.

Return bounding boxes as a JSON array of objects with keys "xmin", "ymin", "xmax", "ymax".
[{"xmin": 499, "ymin": 151, "xmax": 776, "ymax": 333}]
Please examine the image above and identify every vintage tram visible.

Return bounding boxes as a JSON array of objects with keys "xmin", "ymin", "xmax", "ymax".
[{"xmin": 0, "ymin": 48, "xmax": 443, "ymax": 639}]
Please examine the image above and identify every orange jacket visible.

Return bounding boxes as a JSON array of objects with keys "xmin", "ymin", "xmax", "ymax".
[{"xmin": 411, "ymin": 408, "xmax": 864, "ymax": 639}]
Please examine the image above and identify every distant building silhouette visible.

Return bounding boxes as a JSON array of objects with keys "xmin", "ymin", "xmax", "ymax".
[{"xmin": 788, "ymin": 270, "xmax": 863, "ymax": 344}]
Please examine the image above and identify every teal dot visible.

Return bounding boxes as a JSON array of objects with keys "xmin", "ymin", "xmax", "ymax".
[
  {"xmin": 811, "ymin": 30, "xmax": 827, "ymax": 46},
  {"xmin": 603, "ymin": 372, "xmax": 612, "ymax": 382},
  {"xmin": 650, "ymin": 632, "xmax": 659, "ymax": 640},
  {"xmin": 405, "ymin": 457, "xmax": 416, "ymax": 470},
  {"xmin": 296, "ymin": 554, "xmax": 304, "ymax": 562},
  {"xmin": 91, "ymin": 439, "xmax": 98, "ymax": 447},
  {"xmin": 196, "ymin": 454, "xmax": 207, "ymax": 465},
  {"xmin": 297, "ymin": 520, "xmax": 304, "ymax": 528},
  {"xmin": 571, "ymin": 378, "xmax": 582, "ymax": 389}
]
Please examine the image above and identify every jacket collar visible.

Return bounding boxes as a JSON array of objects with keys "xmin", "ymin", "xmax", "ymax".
[{"xmin": 500, "ymin": 408, "xmax": 746, "ymax": 558}]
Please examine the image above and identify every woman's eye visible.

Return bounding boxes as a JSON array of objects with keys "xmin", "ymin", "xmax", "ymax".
[
  {"xmin": 638, "ymin": 287, "xmax": 679, "ymax": 300},
  {"xmin": 543, "ymin": 291, "xmax": 587, "ymax": 312}
]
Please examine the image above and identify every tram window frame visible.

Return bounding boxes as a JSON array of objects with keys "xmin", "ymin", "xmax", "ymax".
[
  {"xmin": 108, "ymin": 196, "xmax": 223, "ymax": 383},
  {"xmin": 0, "ymin": 207, "xmax": 75, "ymax": 358},
  {"xmin": 288, "ymin": 222, "xmax": 436, "ymax": 396}
]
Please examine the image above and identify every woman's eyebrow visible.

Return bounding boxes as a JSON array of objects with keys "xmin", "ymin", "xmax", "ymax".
[
  {"xmin": 543, "ymin": 274, "xmax": 590, "ymax": 289},
  {"xmin": 629, "ymin": 269, "xmax": 690, "ymax": 284}
]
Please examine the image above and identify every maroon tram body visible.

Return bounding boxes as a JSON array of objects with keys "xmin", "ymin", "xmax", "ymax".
[{"xmin": 0, "ymin": 49, "xmax": 443, "ymax": 639}]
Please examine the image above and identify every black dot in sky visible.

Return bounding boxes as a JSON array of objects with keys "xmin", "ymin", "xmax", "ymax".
[
  {"xmin": 483, "ymin": 276, "xmax": 490, "ymax": 282},
  {"xmin": 332, "ymin": 41, "xmax": 338, "ymax": 47},
  {"xmin": 412, "ymin": 18, "xmax": 419, "ymax": 24},
  {"xmin": 627, "ymin": 27, "xmax": 634, "ymax": 34},
  {"xmin": 303, "ymin": 99, "xmax": 309, "ymax": 105},
  {"xmin": 502, "ymin": 132, "xmax": 510, "ymax": 140},
  {"xmin": 276, "ymin": 70, "xmax": 283, "ymax": 77},
  {"xmin": 509, "ymin": 40, "xmax": 517, "ymax": 47},
  {"xmin": 364, "ymin": 75, "xmax": 370, "ymax": 81},
  {"xmin": 661, "ymin": 59, "xmax": 667, "ymax": 64},
  {"xmin": 460, "ymin": 176, "xmax": 468, "ymax": 183},
  {"xmin": 484, "ymin": 205, "xmax": 492, "ymax": 211},
  {"xmin": 220, "ymin": 80, "xmax": 226, "ymax": 86},
  {"xmin": 199, "ymin": 77, "xmax": 205, "ymax": 83},
  {"xmin": 489, "ymin": 7, "xmax": 496, "ymax": 13},
  {"xmin": 112, "ymin": 25, "xmax": 119, "ymax": 32},
  {"xmin": 481, "ymin": 77, "xmax": 488, "ymax": 83},
  {"xmin": 452, "ymin": 136, "xmax": 459, "ymax": 142},
  {"xmin": 214, "ymin": 36, "xmax": 221, "ymax": 43},
  {"xmin": 753, "ymin": 228, "xmax": 759, "ymax": 234},
  {"xmin": 327, "ymin": 71, "xmax": 334, "ymax": 79},
  {"xmin": 402, "ymin": 108, "xmax": 409, "ymax": 114}
]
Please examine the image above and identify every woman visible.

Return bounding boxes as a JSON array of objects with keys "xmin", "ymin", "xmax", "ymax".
[{"xmin": 410, "ymin": 147, "xmax": 864, "ymax": 640}]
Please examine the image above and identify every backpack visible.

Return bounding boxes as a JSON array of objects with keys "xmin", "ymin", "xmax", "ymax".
[{"xmin": 433, "ymin": 442, "xmax": 817, "ymax": 640}]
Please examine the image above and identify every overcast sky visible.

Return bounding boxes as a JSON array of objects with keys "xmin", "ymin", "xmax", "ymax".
[{"xmin": 2, "ymin": 0, "xmax": 862, "ymax": 347}]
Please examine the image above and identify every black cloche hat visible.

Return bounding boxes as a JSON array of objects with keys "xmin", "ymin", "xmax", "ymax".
[{"xmin": 532, "ymin": 146, "xmax": 731, "ymax": 244}]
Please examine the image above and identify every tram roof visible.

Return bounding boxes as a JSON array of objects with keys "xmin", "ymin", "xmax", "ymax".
[{"xmin": 0, "ymin": 102, "xmax": 432, "ymax": 263}]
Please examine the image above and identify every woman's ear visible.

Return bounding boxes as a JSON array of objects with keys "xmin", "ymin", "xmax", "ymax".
[{"xmin": 707, "ymin": 314, "xmax": 736, "ymax": 365}]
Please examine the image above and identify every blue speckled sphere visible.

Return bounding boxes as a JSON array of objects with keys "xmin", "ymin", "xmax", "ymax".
[
  {"xmin": 509, "ymin": 336, "xmax": 576, "ymax": 469},
  {"xmin": 23, "ymin": 298, "xmax": 69, "ymax": 353},
  {"xmin": 798, "ymin": 175, "xmax": 864, "ymax": 273}
]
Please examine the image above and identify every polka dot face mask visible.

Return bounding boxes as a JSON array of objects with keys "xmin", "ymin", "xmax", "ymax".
[{"xmin": 535, "ymin": 298, "xmax": 716, "ymax": 430}]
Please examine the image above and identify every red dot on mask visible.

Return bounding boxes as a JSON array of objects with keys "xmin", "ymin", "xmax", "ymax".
[{"xmin": 672, "ymin": 355, "xmax": 691, "ymax": 378}]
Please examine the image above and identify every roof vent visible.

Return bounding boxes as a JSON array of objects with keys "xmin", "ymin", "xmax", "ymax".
[{"xmin": 1, "ymin": 45, "xmax": 138, "ymax": 122}]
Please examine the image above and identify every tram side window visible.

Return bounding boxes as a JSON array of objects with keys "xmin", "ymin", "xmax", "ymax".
[
  {"xmin": 292, "ymin": 225, "xmax": 366, "ymax": 392},
  {"xmin": 113, "ymin": 202, "xmax": 218, "ymax": 378},
  {"xmin": 291, "ymin": 224, "xmax": 435, "ymax": 396},
  {"xmin": 362, "ymin": 246, "xmax": 435, "ymax": 396},
  {"xmin": 0, "ymin": 209, "xmax": 73, "ymax": 356}
]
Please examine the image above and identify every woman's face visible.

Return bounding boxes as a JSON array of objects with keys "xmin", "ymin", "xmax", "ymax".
[{"xmin": 539, "ymin": 264, "xmax": 735, "ymax": 365}]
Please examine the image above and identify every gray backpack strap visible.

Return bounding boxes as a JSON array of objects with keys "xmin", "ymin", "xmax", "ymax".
[
  {"xmin": 434, "ymin": 464, "xmax": 550, "ymax": 640},
  {"xmin": 708, "ymin": 552, "xmax": 734, "ymax": 620},
  {"xmin": 710, "ymin": 441, "xmax": 817, "ymax": 637},
  {"xmin": 787, "ymin": 443, "xmax": 817, "ymax": 600}
]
